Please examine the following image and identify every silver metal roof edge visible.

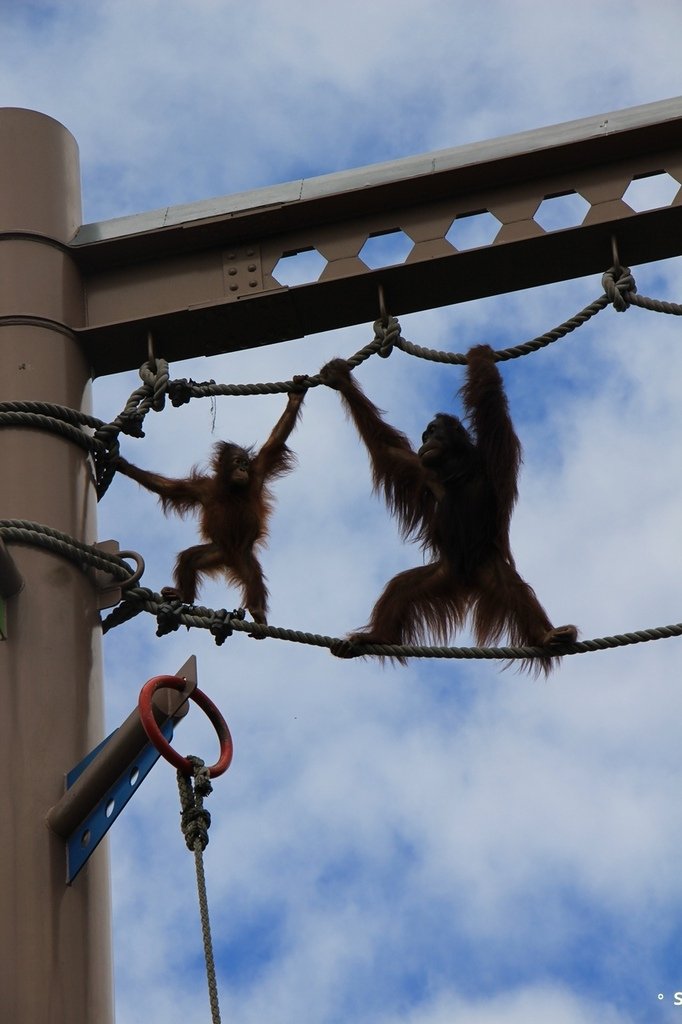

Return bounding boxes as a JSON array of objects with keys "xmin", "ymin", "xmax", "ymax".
[{"xmin": 72, "ymin": 95, "xmax": 682, "ymax": 246}]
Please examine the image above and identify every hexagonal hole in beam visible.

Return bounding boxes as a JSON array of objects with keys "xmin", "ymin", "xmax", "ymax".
[
  {"xmin": 359, "ymin": 229, "xmax": 413, "ymax": 269},
  {"xmin": 446, "ymin": 210, "xmax": 500, "ymax": 250},
  {"xmin": 273, "ymin": 248, "xmax": 327, "ymax": 286},
  {"xmin": 534, "ymin": 191, "xmax": 589, "ymax": 231},
  {"xmin": 623, "ymin": 171, "xmax": 680, "ymax": 212}
]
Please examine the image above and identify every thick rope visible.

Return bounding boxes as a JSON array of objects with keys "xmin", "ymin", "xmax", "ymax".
[
  {"xmin": 0, "ymin": 406, "xmax": 108, "ymax": 455},
  {"xmin": 101, "ymin": 586, "xmax": 682, "ymax": 662},
  {"xmin": 0, "ymin": 520, "xmax": 138, "ymax": 582},
  {"xmin": 93, "ymin": 358, "xmax": 170, "ymax": 496},
  {"xmin": 0, "ymin": 359, "xmax": 170, "ymax": 499},
  {"xmin": 94, "ymin": 358, "xmax": 170, "ymax": 448},
  {"xmin": 394, "ymin": 266, "xmax": 679, "ymax": 364},
  {"xmin": 4, "ymin": 264, "xmax": 682, "ymax": 666},
  {"xmin": 0, "ymin": 264, "xmax": 675, "ymax": 502},
  {"xmin": 0, "ymin": 323, "xmax": 389, "ymax": 495},
  {"xmin": 164, "ymin": 265, "xmax": 645, "ymax": 395},
  {"xmin": 393, "ymin": 265, "xmax": 635, "ymax": 364},
  {"xmin": 0, "ymin": 268, "xmax": 677, "ymax": 453},
  {"xmin": 167, "ymin": 325, "xmax": 389, "ymax": 403},
  {"xmin": 0, "ymin": 401, "xmax": 102, "ymax": 428},
  {"xmin": 177, "ymin": 758, "xmax": 221, "ymax": 1024},
  {"xmin": 625, "ymin": 291, "xmax": 682, "ymax": 315},
  {"xmin": 2, "ymin": 522, "xmax": 677, "ymax": 663},
  {"xmin": 395, "ymin": 295, "xmax": 610, "ymax": 364}
]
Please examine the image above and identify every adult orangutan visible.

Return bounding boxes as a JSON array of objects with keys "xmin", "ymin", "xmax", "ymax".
[
  {"xmin": 320, "ymin": 346, "xmax": 576, "ymax": 672},
  {"xmin": 116, "ymin": 387, "xmax": 304, "ymax": 626}
]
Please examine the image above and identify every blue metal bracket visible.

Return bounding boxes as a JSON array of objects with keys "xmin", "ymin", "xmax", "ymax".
[
  {"xmin": 47, "ymin": 656, "xmax": 197, "ymax": 884},
  {"xmin": 64, "ymin": 717, "xmax": 174, "ymax": 883}
]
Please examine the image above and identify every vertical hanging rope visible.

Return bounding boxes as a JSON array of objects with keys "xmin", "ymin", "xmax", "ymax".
[{"xmin": 177, "ymin": 757, "xmax": 222, "ymax": 1024}]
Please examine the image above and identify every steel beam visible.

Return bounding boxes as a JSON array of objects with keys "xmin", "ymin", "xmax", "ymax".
[{"xmin": 66, "ymin": 96, "xmax": 682, "ymax": 376}]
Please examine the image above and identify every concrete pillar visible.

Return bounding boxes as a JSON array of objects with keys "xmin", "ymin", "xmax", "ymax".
[{"xmin": 0, "ymin": 109, "xmax": 114, "ymax": 1023}]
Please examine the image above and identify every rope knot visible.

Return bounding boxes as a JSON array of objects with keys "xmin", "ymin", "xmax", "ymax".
[
  {"xmin": 373, "ymin": 315, "xmax": 401, "ymax": 358},
  {"xmin": 602, "ymin": 265, "xmax": 636, "ymax": 312},
  {"xmin": 155, "ymin": 596, "xmax": 184, "ymax": 637},
  {"xmin": 177, "ymin": 756, "xmax": 213, "ymax": 851},
  {"xmin": 168, "ymin": 377, "xmax": 204, "ymax": 407},
  {"xmin": 118, "ymin": 411, "xmax": 147, "ymax": 438},
  {"xmin": 208, "ymin": 607, "xmax": 245, "ymax": 646},
  {"xmin": 139, "ymin": 358, "xmax": 170, "ymax": 411},
  {"xmin": 181, "ymin": 806, "xmax": 212, "ymax": 852}
]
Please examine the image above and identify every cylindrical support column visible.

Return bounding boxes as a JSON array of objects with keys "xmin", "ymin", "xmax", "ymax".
[{"xmin": 0, "ymin": 109, "xmax": 114, "ymax": 1023}]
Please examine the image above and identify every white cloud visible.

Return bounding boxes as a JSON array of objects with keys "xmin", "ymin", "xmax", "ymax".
[{"xmin": 380, "ymin": 984, "xmax": 627, "ymax": 1024}]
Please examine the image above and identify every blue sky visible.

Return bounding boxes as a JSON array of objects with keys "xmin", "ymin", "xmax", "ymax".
[{"xmin": 3, "ymin": 2, "xmax": 682, "ymax": 1022}]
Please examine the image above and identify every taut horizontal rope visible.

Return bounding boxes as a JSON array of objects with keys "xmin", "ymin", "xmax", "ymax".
[
  {"xmin": 101, "ymin": 587, "xmax": 682, "ymax": 662},
  {"xmin": 5, "ymin": 523, "xmax": 672, "ymax": 665},
  {"xmin": 167, "ymin": 328, "xmax": 386, "ymax": 402}
]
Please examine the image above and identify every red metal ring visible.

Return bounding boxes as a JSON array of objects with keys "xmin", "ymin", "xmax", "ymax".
[{"xmin": 138, "ymin": 675, "xmax": 233, "ymax": 778}]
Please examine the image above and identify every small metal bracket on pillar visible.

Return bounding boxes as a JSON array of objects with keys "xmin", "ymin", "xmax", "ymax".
[
  {"xmin": 92, "ymin": 538, "xmax": 145, "ymax": 611},
  {"xmin": 47, "ymin": 656, "xmax": 198, "ymax": 884},
  {"xmin": 0, "ymin": 538, "xmax": 24, "ymax": 640}
]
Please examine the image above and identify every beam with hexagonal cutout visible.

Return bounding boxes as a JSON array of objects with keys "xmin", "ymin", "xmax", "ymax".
[{"xmin": 71, "ymin": 96, "xmax": 682, "ymax": 377}]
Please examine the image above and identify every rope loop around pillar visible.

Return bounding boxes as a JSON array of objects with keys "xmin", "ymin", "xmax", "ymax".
[
  {"xmin": 0, "ymin": 520, "xmax": 143, "ymax": 584},
  {"xmin": 100, "ymin": 585, "xmax": 682, "ymax": 664}
]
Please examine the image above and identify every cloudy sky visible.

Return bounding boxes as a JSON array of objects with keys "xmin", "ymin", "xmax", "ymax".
[{"xmin": 4, "ymin": 2, "xmax": 682, "ymax": 1022}]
